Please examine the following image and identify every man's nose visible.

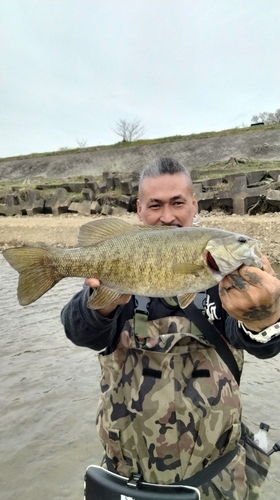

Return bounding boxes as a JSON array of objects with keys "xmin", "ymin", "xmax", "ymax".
[{"xmin": 159, "ymin": 206, "xmax": 175, "ymax": 224}]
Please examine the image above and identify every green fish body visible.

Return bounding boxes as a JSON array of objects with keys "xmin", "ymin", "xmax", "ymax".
[{"xmin": 3, "ymin": 218, "xmax": 262, "ymax": 309}]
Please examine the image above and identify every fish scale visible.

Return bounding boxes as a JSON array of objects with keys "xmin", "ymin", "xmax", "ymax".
[{"xmin": 2, "ymin": 218, "xmax": 262, "ymax": 308}]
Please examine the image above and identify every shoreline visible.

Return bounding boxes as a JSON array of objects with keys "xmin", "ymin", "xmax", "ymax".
[{"xmin": 0, "ymin": 212, "xmax": 280, "ymax": 264}]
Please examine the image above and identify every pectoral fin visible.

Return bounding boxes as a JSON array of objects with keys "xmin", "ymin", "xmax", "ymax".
[
  {"xmin": 178, "ymin": 292, "xmax": 197, "ymax": 309},
  {"xmin": 87, "ymin": 285, "xmax": 124, "ymax": 309}
]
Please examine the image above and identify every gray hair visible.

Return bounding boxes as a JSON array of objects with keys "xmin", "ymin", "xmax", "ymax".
[{"xmin": 139, "ymin": 157, "xmax": 192, "ymax": 191}]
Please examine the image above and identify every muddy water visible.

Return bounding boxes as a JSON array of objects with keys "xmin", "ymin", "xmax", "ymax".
[{"xmin": 0, "ymin": 254, "xmax": 279, "ymax": 499}]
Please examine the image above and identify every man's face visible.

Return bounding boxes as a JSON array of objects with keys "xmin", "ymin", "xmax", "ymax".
[{"xmin": 137, "ymin": 173, "xmax": 198, "ymax": 227}]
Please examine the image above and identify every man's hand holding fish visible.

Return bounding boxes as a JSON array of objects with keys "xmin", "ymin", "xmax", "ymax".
[{"xmin": 219, "ymin": 256, "xmax": 280, "ymax": 332}]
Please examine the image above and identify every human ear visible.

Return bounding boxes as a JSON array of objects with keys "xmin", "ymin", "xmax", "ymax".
[{"xmin": 136, "ymin": 199, "xmax": 142, "ymax": 221}]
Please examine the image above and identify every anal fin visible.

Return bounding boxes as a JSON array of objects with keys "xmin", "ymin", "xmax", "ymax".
[
  {"xmin": 178, "ymin": 292, "xmax": 197, "ymax": 309},
  {"xmin": 87, "ymin": 285, "xmax": 124, "ymax": 309}
]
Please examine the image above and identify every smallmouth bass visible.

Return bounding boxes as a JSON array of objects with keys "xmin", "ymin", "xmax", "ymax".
[{"xmin": 3, "ymin": 218, "xmax": 262, "ymax": 309}]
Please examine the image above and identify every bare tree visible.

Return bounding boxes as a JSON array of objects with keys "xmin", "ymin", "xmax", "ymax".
[
  {"xmin": 113, "ymin": 119, "xmax": 146, "ymax": 142},
  {"xmin": 251, "ymin": 108, "xmax": 280, "ymax": 124},
  {"xmin": 76, "ymin": 138, "xmax": 88, "ymax": 148}
]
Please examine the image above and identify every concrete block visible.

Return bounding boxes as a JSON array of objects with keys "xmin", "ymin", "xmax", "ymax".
[
  {"xmin": 118, "ymin": 195, "xmax": 131, "ymax": 209},
  {"xmin": 266, "ymin": 189, "xmax": 280, "ymax": 208},
  {"xmin": 214, "ymin": 195, "xmax": 233, "ymax": 213},
  {"xmin": 106, "ymin": 176, "xmax": 115, "ymax": 190},
  {"xmin": 121, "ymin": 180, "xmax": 132, "ymax": 195},
  {"xmin": 244, "ymin": 195, "xmax": 264, "ymax": 214},
  {"xmin": 0, "ymin": 204, "xmax": 7, "ymax": 216},
  {"xmin": 233, "ymin": 186, "xmax": 267, "ymax": 215},
  {"xmin": 196, "ymin": 192, "xmax": 215, "ymax": 212},
  {"xmin": 130, "ymin": 172, "xmax": 139, "ymax": 181},
  {"xmin": 82, "ymin": 188, "xmax": 94, "ymax": 201},
  {"xmin": 225, "ymin": 175, "xmax": 247, "ymax": 191},
  {"xmin": 102, "ymin": 171, "xmax": 110, "ymax": 181},
  {"xmin": 87, "ymin": 181, "xmax": 100, "ymax": 197},
  {"xmin": 78, "ymin": 201, "xmax": 91, "ymax": 216},
  {"xmin": 193, "ymin": 183, "xmax": 203, "ymax": 194},
  {"xmin": 247, "ymin": 171, "xmax": 267, "ymax": 186},
  {"xmin": 101, "ymin": 204, "xmax": 113, "ymax": 216},
  {"xmin": 131, "ymin": 181, "xmax": 139, "ymax": 193},
  {"xmin": 90, "ymin": 201, "xmax": 102, "ymax": 214},
  {"xmin": 268, "ymin": 170, "xmax": 280, "ymax": 181},
  {"xmin": 20, "ymin": 189, "xmax": 44, "ymax": 215},
  {"xmin": 84, "ymin": 175, "xmax": 95, "ymax": 186},
  {"xmin": 113, "ymin": 176, "xmax": 122, "ymax": 188},
  {"xmin": 45, "ymin": 187, "xmax": 70, "ymax": 215},
  {"xmin": 68, "ymin": 202, "xmax": 80, "ymax": 213},
  {"xmin": 98, "ymin": 182, "xmax": 107, "ymax": 194},
  {"xmin": 201, "ymin": 177, "xmax": 227, "ymax": 189},
  {"xmin": 111, "ymin": 206, "xmax": 127, "ymax": 216},
  {"xmin": 2, "ymin": 194, "xmax": 21, "ymax": 216},
  {"xmin": 62, "ymin": 183, "xmax": 85, "ymax": 192},
  {"xmin": 128, "ymin": 196, "xmax": 137, "ymax": 213},
  {"xmin": 6, "ymin": 193, "xmax": 19, "ymax": 206}
]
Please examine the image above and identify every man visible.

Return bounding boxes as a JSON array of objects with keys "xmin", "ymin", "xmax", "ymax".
[{"xmin": 61, "ymin": 157, "xmax": 280, "ymax": 499}]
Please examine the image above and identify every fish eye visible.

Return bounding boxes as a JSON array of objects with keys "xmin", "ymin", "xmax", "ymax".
[{"xmin": 238, "ymin": 236, "xmax": 247, "ymax": 243}]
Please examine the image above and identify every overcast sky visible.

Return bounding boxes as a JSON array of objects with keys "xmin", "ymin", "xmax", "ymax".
[{"xmin": 0, "ymin": 0, "xmax": 279, "ymax": 158}]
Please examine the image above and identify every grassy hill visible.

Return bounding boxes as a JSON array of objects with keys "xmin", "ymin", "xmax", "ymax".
[
  {"xmin": 0, "ymin": 123, "xmax": 279, "ymax": 186},
  {"xmin": 1, "ymin": 122, "xmax": 279, "ymax": 162}
]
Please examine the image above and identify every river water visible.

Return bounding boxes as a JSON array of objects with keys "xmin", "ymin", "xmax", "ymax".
[{"xmin": 0, "ymin": 254, "xmax": 279, "ymax": 499}]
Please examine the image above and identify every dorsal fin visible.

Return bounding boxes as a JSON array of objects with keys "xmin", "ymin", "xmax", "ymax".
[{"xmin": 78, "ymin": 218, "xmax": 138, "ymax": 246}]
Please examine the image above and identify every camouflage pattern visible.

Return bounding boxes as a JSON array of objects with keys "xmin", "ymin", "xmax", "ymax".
[
  {"xmin": 239, "ymin": 423, "xmax": 271, "ymax": 500},
  {"xmin": 198, "ymin": 444, "xmax": 249, "ymax": 499},
  {"xmin": 197, "ymin": 432, "xmax": 271, "ymax": 499},
  {"xmin": 96, "ymin": 313, "xmax": 244, "ymax": 489}
]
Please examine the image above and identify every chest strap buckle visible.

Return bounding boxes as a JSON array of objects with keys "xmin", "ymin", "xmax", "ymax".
[{"xmin": 134, "ymin": 296, "xmax": 151, "ymax": 342}]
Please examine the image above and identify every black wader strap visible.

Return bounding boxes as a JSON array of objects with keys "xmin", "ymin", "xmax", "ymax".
[
  {"xmin": 185, "ymin": 301, "xmax": 241, "ymax": 385},
  {"xmin": 175, "ymin": 444, "xmax": 239, "ymax": 487},
  {"xmin": 105, "ymin": 445, "xmax": 239, "ymax": 488}
]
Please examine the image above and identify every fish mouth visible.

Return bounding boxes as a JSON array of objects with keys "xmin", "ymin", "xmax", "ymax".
[{"xmin": 206, "ymin": 251, "xmax": 220, "ymax": 273}]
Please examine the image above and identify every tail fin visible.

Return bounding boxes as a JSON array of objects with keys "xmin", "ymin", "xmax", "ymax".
[{"xmin": 3, "ymin": 247, "xmax": 61, "ymax": 306}]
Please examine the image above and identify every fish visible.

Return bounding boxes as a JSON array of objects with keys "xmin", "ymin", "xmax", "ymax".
[{"xmin": 2, "ymin": 218, "xmax": 263, "ymax": 309}]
